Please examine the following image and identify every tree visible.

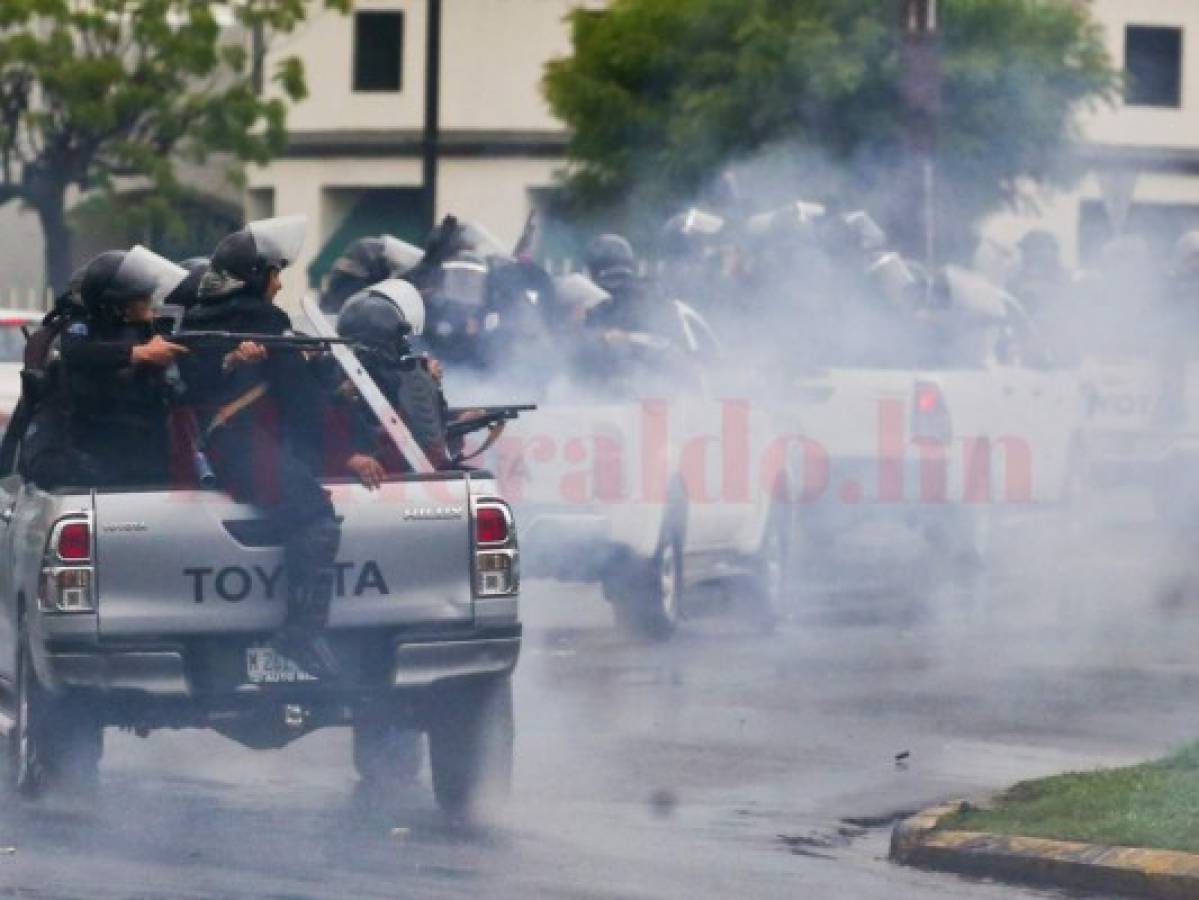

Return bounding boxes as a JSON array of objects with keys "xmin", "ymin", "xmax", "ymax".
[
  {"xmin": 0, "ymin": 0, "xmax": 349, "ymax": 292},
  {"xmin": 543, "ymin": 0, "xmax": 1118, "ymax": 256}
]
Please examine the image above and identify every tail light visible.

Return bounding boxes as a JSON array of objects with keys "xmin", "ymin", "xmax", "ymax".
[
  {"xmin": 473, "ymin": 500, "xmax": 518, "ymax": 597},
  {"xmin": 476, "ymin": 506, "xmax": 510, "ymax": 545},
  {"xmin": 39, "ymin": 516, "xmax": 95, "ymax": 614},
  {"xmin": 911, "ymin": 380, "xmax": 952, "ymax": 443}
]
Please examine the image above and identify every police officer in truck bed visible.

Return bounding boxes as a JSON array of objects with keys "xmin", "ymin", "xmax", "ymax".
[{"xmin": 182, "ymin": 217, "xmax": 379, "ymax": 681}]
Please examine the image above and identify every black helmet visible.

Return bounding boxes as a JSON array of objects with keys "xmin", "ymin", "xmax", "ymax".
[
  {"xmin": 332, "ymin": 235, "xmax": 422, "ymax": 284},
  {"xmin": 586, "ymin": 234, "xmax": 635, "ymax": 278},
  {"xmin": 203, "ymin": 215, "xmax": 307, "ymax": 297},
  {"xmin": 179, "ymin": 256, "xmax": 210, "ymax": 274},
  {"xmin": 322, "ymin": 235, "xmax": 425, "ymax": 314},
  {"xmin": 585, "ymin": 234, "xmax": 636, "ymax": 294},
  {"xmin": 337, "ymin": 279, "xmax": 425, "ymax": 347},
  {"xmin": 80, "ymin": 247, "xmax": 184, "ymax": 319},
  {"xmin": 164, "ymin": 260, "xmax": 210, "ymax": 309}
]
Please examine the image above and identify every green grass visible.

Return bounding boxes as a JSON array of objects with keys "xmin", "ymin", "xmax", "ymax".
[{"xmin": 941, "ymin": 743, "xmax": 1199, "ymax": 854}]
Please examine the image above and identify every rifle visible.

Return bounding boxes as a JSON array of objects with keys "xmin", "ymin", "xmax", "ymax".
[
  {"xmin": 514, "ymin": 208, "xmax": 538, "ymax": 260},
  {"xmin": 446, "ymin": 404, "xmax": 537, "ymax": 440},
  {"xmin": 172, "ymin": 331, "xmax": 356, "ymax": 353}
]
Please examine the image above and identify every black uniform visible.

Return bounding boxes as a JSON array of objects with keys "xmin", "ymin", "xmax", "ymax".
[
  {"xmin": 352, "ymin": 346, "xmax": 455, "ymax": 469},
  {"xmin": 576, "ymin": 277, "xmax": 689, "ymax": 384},
  {"xmin": 63, "ymin": 317, "xmax": 174, "ymax": 485},
  {"xmin": 22, "ymin": 315, "xmax": 173, "ymax": 489},
  {"xmin": 334, "ymin": 287, "xmax": 456, "ymax": 468},
  {"xmin": 181, "ymin": 289, "xmax": 342, "ymax": 634}
]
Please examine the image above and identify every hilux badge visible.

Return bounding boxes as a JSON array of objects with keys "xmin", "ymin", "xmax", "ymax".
[
  {"xmin": 102, "ymin": 522, "xmax": 148, "ymax": 533},
  {"xmin": 402, "ymin": 506, "xmax": 464, "ymax": 521}
]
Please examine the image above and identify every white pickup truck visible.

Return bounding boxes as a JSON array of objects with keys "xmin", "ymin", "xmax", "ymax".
[
  {"xmin": 0, "ymin": 299, "xmax": 523, "ymax": 818},
  {"xmin": 487, "ymin": 303, "xmax": 793, "ymax": 639},
  {"xmin": 1073, "ymin": 354, "xmax": 1199, "ymax": 527},
  {"xmin": 784, "ymin": 268, "xmax": 1081, "ymax": 568}
]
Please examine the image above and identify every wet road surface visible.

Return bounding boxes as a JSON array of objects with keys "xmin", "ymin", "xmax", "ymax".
[{"xmin": 1, "ymin": 496, "xmax": 1195, "ymax": 898}]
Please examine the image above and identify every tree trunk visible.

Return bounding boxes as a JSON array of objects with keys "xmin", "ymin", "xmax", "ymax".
[{"xmin": 35, "ymin": 187, "xmax": 72, "ymax": 301}]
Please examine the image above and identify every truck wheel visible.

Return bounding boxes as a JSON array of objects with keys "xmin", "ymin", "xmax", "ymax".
[
  {"xmin": 605, "ymin": 530, "xmax": 684, "ymax": 641},
  {"xmin": 644, "ymin": 530, "xmax": 684, "ymax": 639},
  {"xmin": 747, "ymin": 500, "xmax": 791, "ymax": 632},
  {"xmin": 39, "ymin": 696, "xmax": 102, "ymax": 793},
  {"xmin": 427, "ymin": 674, "xmax": 513, "ymax": 820},
  {"xmin": 4, "ymin": 623, "xmax": 101, "ymax": 798},
  {"xmin": 353, "ymin": 714, "xmax": 424, "ymax": 786}
]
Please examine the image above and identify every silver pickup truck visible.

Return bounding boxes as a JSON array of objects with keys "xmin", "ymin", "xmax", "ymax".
[{"xmin": 0, "ymin": 301, "xmax": 521, "ymax": 818}]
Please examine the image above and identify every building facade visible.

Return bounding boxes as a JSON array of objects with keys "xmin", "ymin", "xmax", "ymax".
[
  {"xmin": 1, "ymin": 0, "xmax": 1189, "ymax": 299},
  {"xmin": 248, "ymin": 0, "xmax": 599, "ymax": 298},
  {"xmin": 983, "ymin": 0, "xmax": 1199, "ymax": 269}
]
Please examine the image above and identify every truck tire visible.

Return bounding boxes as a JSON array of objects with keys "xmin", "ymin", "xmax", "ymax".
[
  {"xmin": 352, "ymin": 714, "xmax": 424, "ymax": 786},
  {"xmin": 3, "ymin": 623, "xmax": 101, "ymax": 798},
  {"xmin": 427, "ymin": 674, "xmax": 513, "ymax": 819},
  {"xmin": 746, "ymin": 499, "xmax": 791, "ymax": 633},
  {"xmin": 605, "ymin": 514, "xmax": 686, "ymax": 642},
  {"xmin": 605, "ymin": 533, "xmax": 684, "ymax": 641}
]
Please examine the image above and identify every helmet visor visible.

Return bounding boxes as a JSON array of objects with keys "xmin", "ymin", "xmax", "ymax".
[
  {"xmin": 122, "ymin": 246, "xmax": 189, "ymax": 304},
  {"xmin": 554, "ymin": 273, "xmax": 611, "ymax": 311},
  {"xmin": 457, "ymin": 220, "xmax": 508, "ymax": 258},
  {"xmin": 247, "ymin": 215, "xmax": 308, "ymax": 270},
  {"xmin": 681, "ymin": 208, "xmax": 725, "ymax": 237},
  {"xmin": 843, "ymin": 211, "xmax": 888, "ymax": 252},
  {"xmin": 868, "ymin": 252, "xmax": 919, "ymax": 305},
  {"xmin": 371, "ymin": 278, "xmax": 426, "ymax": 335},
  {"xmin": 942, "ymin": 265, "xmax": 1010, "ymax": 320},
  {"xmin": 439, "ymin": 257, "xmax": 489, "ymax": 307},
  {"xmin": 380, "ymin": 235, "xmax": 424, "ymax": 274}
]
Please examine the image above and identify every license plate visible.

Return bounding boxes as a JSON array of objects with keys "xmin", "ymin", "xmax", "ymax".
[{"xmin": 246, "ymin": 646, "xmax": 318, "ymax": 684}]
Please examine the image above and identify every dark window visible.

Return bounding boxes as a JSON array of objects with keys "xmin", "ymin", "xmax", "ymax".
[
  {"xmin": 1125, "ymin": 25, "xmax": 1183, "ymax": 107},
  {"xmin": 353, "ymin": 11, "xmax": 404, "ymax": 92}
]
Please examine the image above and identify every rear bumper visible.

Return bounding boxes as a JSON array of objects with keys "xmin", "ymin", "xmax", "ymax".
[{"xmin": 38, "ymin": 626, "xmax": 521, "ymax": 699}]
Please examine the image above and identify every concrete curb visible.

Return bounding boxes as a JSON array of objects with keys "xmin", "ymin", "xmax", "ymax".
[{"xmin": 890, "ymin": 800, "xmax": 1199, "ymax": 899}]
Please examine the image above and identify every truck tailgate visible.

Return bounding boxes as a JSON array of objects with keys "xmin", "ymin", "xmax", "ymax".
[{"xmin": 93, "ymin": 479, "xmax": 474, "ymax": 638}]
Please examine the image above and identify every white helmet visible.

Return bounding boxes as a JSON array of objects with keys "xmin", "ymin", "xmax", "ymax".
[{"xmin": 337, "ymin": 278, "xmax": 427, "ymax": 344}]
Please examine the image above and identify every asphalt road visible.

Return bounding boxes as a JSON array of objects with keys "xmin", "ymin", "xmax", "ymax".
[{"xmin": 1, "ymin": 492, "xmax": 1196, "ymax": 899}]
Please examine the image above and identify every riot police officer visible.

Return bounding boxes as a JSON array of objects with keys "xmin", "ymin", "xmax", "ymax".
[
  {"xmin": 336, "ymin": 279, "xmax": 456, "ymax": 469},
  {"xmin": 578, "ymin": 234, "xmax": 688, "ymax": 381},
  {"xmin": 23, "ymin": 249, "xmax": 189, "ymax": 489},
  {"xmin": 584, "ymin": 233, "xmax": 639, "ymax": 321},
  {"xmin": 182, "ymin": 216, "xmax": 362, "ymax": 680},
  {"xmin": 162, "ymin": 256, "xmax": 211, "ymax": 310}
]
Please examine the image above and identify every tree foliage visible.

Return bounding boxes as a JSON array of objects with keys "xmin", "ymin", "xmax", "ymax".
[
  {"xmin": 544, "ymin": 0, "xmax": 1118, "ymax": 251},
  {"xmin": 0, "ymin": 0, "xmax": 350, "ymax": 289}
]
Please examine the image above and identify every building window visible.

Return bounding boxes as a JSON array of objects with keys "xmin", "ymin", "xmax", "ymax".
[
  {"xmin": 1124, "ymin": 25, "xmax": 1183, "ymax": 108},
  {"xmin": 353, "ymin": 11, "xmax": 404, "ymax": 92}
]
